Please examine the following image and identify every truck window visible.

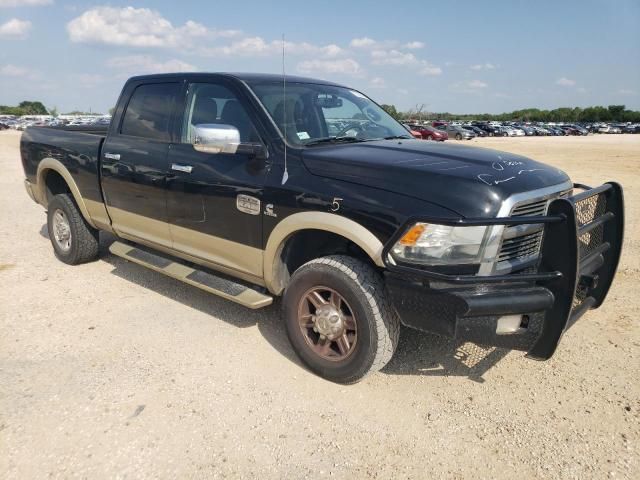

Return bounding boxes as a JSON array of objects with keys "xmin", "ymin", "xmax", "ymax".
[
  {"xmin": 182, "ymin": 83, "xmax": 260, "ymax": 144},
  {"xmin": 120, "ymin": 83, "xmax": 180, "ymax": 141}
]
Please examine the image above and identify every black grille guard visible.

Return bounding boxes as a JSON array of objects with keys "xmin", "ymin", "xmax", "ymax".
[{"xmin": 382, "ymin": 182, "xmax": 625, "ymax": 359}]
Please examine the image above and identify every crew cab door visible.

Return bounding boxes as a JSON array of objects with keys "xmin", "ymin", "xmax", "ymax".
[
  {"xmin": 165, "ymin": 80, "xmax": 269, "ymax": 278},
  {"xmin": 101, "ymin": 81, "xmax": 181, "ymax": 248}
]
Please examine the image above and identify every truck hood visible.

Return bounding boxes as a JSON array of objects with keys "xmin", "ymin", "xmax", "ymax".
[{"xmin": 301, "ymin": 139, "xmax": 570, "ymax": 218}]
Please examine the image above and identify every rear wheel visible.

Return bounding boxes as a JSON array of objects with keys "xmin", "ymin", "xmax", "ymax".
[
  {"xmin": 455, "ymin": 133, "xmax": 462, "ymax": 140},
  {"xmin": 283, "ymin": 255, "xmax": 400, "ymax": 384},
  {"xmin": 47, "ymin": 194, "xmax": 99, "ymax": 265},
  {"xmin": 426, "ymin": 135, "xmax": 433, "ymax": 141}
]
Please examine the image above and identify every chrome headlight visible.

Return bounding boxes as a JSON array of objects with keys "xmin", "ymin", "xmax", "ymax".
[{"xmin": 391, "ymin": 223, "xmax": 489, "ymax": 265}]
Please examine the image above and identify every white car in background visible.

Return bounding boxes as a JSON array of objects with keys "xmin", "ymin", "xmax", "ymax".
[{"xmin": 503, "ymin": 127, "xmax": 525, "ymax": 137}]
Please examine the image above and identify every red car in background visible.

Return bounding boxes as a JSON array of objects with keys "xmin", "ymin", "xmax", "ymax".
[
  {"xmin": 406, "ymin": 124, "xmax": 449, "ymax": 141},
  {"xmin": 402, "ymin": 124, "xmax": 424, "ymax": 139}
]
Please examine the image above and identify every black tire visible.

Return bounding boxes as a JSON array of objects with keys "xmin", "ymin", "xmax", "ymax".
[
  {"xmin": 283, "ymin": 255, "xmax": 400, "ymax": 384},
  {"xmin": 47, "ymin": 193, "xmax": 99, "ymax": 265},
  {"xmin": 455, "ymin": 133, "xmax": 462, "ymax": 140},
  {"xmin": 426, "ymin": 135, "xmax": 433, "ymax": 141}
]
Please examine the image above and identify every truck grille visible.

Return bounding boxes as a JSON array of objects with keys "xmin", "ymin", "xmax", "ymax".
[
  {"xmin": 494, "ymin": 189, "xmax": 571, "ymax": 271},
  {"xmin": 510, "ymin": 199, "xmax": 548, "ymax": 217},
  {"xmin": 497, "ymin": 230, "xmax": 543, "ymax": 263}
]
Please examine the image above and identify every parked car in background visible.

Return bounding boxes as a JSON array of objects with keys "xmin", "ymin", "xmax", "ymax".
[
  {"xmin": 463, "ymin": 125, "xmax": 487, "ymax": 137},
  {"xmin": 476, "ymin": 124, "xmax": 503, "ymax": 136},
  {"xmin": 517, "ymin": 125, "xmax": 535, "ymax": 136},
  {"xmin": 503, "ymin": 127, "xmax": 525, "ymax": 137},
  {"xmin": 438, "ymin": 124, "xmax": 476, "ymax": 140},
  {"xmin": 402, "ymin": 124, "xmax": 423, "ymax": 139},
  {"xmin": 559, "ymin": 125, "xmax": 586, "ymax": 136},
  {"xmin": 407, "ymin": 124, "xmax": 448, "ymax": 141},
  {"xmin": 598, "ymin": 125, "xmax": 621, "ymax": 134},
  {"xmin": 546, "ymin": 126, "xmax": 565, "ymax": 136}
]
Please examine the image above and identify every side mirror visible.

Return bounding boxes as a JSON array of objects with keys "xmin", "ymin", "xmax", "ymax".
[{"xmin": 193, "ymin": 124, "xmax": 240, "ymax": 154}]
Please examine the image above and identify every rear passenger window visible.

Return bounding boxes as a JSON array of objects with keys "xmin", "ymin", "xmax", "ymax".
[{"xmin": 120, "ymin": 83, "xmax": 180, "ymax": 141}]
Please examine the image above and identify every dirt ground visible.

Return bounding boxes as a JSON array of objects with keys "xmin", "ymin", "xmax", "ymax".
[{"xmin": 1, "ymin": 130, "xmax": 638, "ymax": 479}]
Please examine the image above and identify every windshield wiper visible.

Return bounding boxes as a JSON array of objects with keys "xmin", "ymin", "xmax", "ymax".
[
  {"xmin": 304, "ymin": 136, "xmax": 367, "ymax": 147},
  {"xmin": 383, "ymin": 135, "xmax": 412, "ymax": 140}
]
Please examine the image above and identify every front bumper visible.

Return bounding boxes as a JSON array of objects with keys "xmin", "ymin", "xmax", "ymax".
[{"xmin": 383, "ymin": 182, "xmax": 624, "ymax": 360}]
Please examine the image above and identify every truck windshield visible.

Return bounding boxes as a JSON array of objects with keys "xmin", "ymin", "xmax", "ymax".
[{"xmin": 247, "ymin": 82, "xmax": 411, "ymax": 146}]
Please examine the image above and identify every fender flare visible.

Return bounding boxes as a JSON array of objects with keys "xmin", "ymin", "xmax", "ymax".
[
  {"xmin": 263, "ymin": 211, "xmax": 385, "ymax": 294},
  {"xmin": 35, "ymin": 158, "xmax": 98, "ymax": 229}
]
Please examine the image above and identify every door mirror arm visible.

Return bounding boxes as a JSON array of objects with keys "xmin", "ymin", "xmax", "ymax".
[{"xmin": 236, "ymin": 143, "xmax": 268, "ymax": 160}]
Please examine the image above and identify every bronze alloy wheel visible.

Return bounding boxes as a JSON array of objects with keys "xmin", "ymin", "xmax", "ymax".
[
  {"xmin": 52, "ymin": 209, "xmax": 72, "ymax": 252},
  {"xmin": 297, "ymin": 286, "xmax": 357, "ymax": 361}
]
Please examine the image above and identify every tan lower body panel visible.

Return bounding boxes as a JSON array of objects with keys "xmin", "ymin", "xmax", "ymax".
[
  {"xmin": 106, "ymin": 206, "xmax": 263, "ymax": 279},
  {"xmin": 109, "ymin": 241, "xmax": 272, "ymax": 309}
]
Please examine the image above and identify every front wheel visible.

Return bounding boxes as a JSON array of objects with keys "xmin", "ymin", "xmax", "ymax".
[
  {"xmin": 455, "ymin": 133, "xmax": 462, "ymax": 140},
  {"xmin": 283, "ymin": 255, "xmax": 400, "ymax": 384}
]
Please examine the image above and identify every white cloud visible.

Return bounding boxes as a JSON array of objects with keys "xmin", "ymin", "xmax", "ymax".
[
  {"xmin": 371, "ymin": 49, "xmax": 419, "ymax": 66},
  {"xmin": 0, "ymin": 64, "xmax": 30, "ymax": 76},
  {"xmin": 403, "ymin": 41, "xmax": 425, "ymax": 49},
  {"xmin": 370, "ymin": 49, "xmax": 441, "ymax": 76},
  {"xmin": 369, "ymin": 77, "xmax": 386, "ymax": 88},
  {"xmin": 419, "ymin": 64, "xmax": 442, "ymax": 76},
  {"xmin": 0, "ymin": 0, "xmax": 52, "ymax": 6},
  {"xmin": 450, "ymin": 80, "xmax": 488, "ymax": 93},
  {"xmin": 468, "ymin": 80, "xmax": 488, "ymax": 88},
  {"xmin": 350, "ymin": 37, "xmax": 377, "ymax": 48},
  {"xmin": 296, "ymin": 58, "xmax": 361, "ymax": 76},
  {"xmin": 107, "ymin": 55, "xmax": 197, "ymax": 75},
  {"xmin": 201, "ymin": 37, "xmax": 346, "ymax": 58},
  {"xmin": 0, "ymin": 18, "xmax": 31, "ymax": 37},
  {"xmin": 320, "ymin": 44, "xmax": 346, "ymax": 57},
  {"xmin": 470, "ymin": 63, "xmax": 495, "ymax": 70},
  {"xmin": 67, "ymin": 6, "xmax": 240, "ymax": 48},
  {"xmin": 556, "ymin": 77, "xmax": 576, "ymax": 87}
]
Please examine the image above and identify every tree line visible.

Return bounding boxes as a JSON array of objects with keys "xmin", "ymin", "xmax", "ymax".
[
  {"xmin": 0, "ymin": 101, "xmax": 50, "ymax": 116},
  {"xmin": 0, "ymin": 101, "xmax": 102, "ymax": 117},
  {"xmin": 381, "ymin": 104, "xmax": 640, "ymax": 123},
  {"xmin": 3, "ymin": 99, "xmax": 639, "ymax": 123}
]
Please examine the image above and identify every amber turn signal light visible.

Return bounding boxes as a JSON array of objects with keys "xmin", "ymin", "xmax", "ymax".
[{"xmin": 398, "ymin": 224, "xmax": 426, "ymax": 246}]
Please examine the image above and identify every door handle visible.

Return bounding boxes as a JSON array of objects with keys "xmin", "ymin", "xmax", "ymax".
[
  {"xmin": 171, "ymin": 163, "xmax": 193, "ymax": 174},
  {"xmin": 104, "ymin": 152, "xmax": 120, "ymax": 160}
]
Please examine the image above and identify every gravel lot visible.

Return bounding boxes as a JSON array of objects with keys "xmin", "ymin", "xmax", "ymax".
[{"xmin": 1, "ymin": 130, "xmax": 638, "ymax": 479}]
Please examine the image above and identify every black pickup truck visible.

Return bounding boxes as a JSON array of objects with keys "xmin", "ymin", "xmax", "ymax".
[{"xmin": 21, "ymin": 73, "xmax": 624, "ymax": 383}]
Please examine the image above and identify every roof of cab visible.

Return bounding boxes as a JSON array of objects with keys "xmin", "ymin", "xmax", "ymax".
[{"xmin": 127, "ymin": 72, "xmax": 345, "ymax": 87}]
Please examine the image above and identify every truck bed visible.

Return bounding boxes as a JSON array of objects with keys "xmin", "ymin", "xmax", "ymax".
[{"xmin": 21, "ymin": 126, "xmax": 106, "ymax": 209}]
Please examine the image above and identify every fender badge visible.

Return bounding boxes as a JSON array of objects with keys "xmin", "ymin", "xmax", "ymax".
[
  {"xmin": 236, "ymin": 195, "xmax": 260, "ymax": 215},
  {"xmin": 264, "ymin": 204, "xmax": 277, "ymax": 218}
]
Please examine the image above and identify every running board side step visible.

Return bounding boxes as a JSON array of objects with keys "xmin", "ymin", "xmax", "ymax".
[{"xmin": 108, "ymin": 241, "xmax": 273, "ymax": 309}]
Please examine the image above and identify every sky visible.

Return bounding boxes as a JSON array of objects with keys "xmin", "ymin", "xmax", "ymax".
[{"xmin": 0, "ymin": 0, "xmax": 639, "ymax": 114}]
